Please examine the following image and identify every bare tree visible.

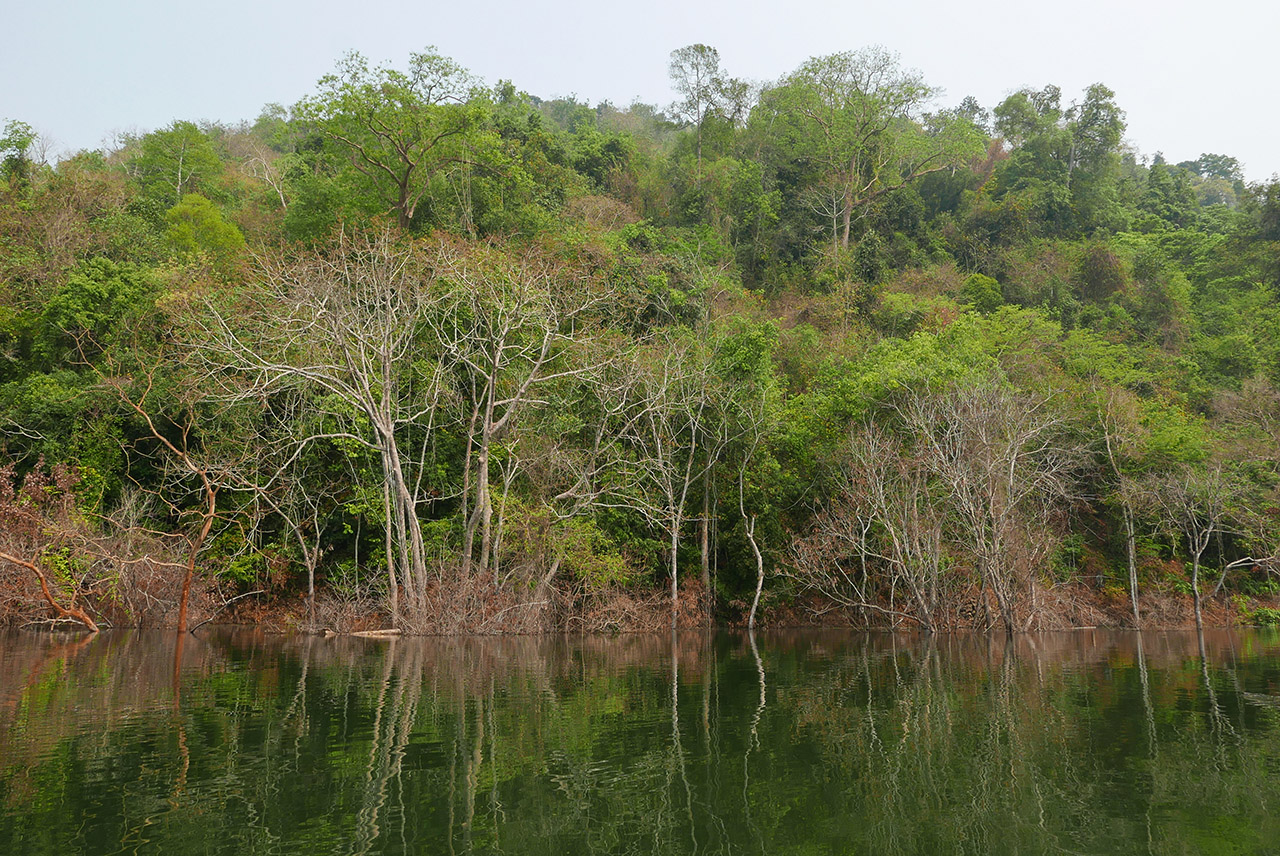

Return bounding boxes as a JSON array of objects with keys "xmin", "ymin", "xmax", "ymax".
[
  {"xmin": 195, "ymin": 228, "xmax": 453, "ymax": 621},
  {"xmin": 596, "ymin": 332, "xmax": 721, "ymax": 629},
  {"xmin": 788, "ymin": 382, "xmax": 1077, "ymax": 634},
  {"xmin": 913, "ymin": 382, "xmax": 1079, "ymax": 634},
  {"xmin": 1146, "ymin": 462, "xmax": 1264, "ymax": 632},
  {"xmin": 425, "ymin": 239, "xmax": 612, "ymax": 580},
  {"xmin": 786, "ymin": 423, "xmax": 948, "ymax": 632}
]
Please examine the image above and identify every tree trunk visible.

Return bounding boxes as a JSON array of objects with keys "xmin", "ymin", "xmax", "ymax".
[
  {"xmin": 459, "ymin": 399, "xmax": 479, "ymax": 575},
  {"xmin": 840, "ymin": 161, "xmax": 856, "ymax": 249},
  {"xmin": 1123, "ymin": 504, "xmax": 1140, "ymax": 628},
  {"xmin": 700, "ymin": 469, "xmax": 711, "ymax": 607},
  {"xmin": 1191, "ymin": 552, "xmax": 1204, "ymax": 634},
  {"xmin": 383, "ymin": 483, "xmax": 399, "ymax": 624},
  {"xmin": 745, "ymin": 515, "xmax": 764, "ymax": 631},
  {"xmin": 0, "ymin": 551, "xmax": 99, "ymax": 633},
  {"xmin": 670, "ymin": 525, "xmax": 680, "ymax": 632},
  {"xmin": 383, "ymin": 433, "xmax": 427, "ymax": 606},
  {"xmin": 176, "ymin": 484, "xmax": 217, "ymax": 634}
]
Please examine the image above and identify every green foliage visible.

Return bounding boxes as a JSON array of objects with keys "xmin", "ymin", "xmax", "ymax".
[
  {"xmin": 959, "ymin": 273, "xmax": 1003, "ymax": 313},
  {"xmin": 0, "ymin": 119, "xmax": 38, "ymax": 189},
  {"xmin": 295, "ymin": 49, "xmax": 489, "ymax": 230},
  {"xmin": 126, "ymin": 121, "xmax": 224, "ymax": 206},
  {"xmin": 165, "ymin": 194, "xmax": 245, "ymax": 266},
  {"xmin": 1075, "ymin": 241, "xmax": 1127, "ymax": 300},
  {"xmin": 39, "ymin": 257, "xmax": 156, "ymax": 361},
  {"xmin": 554, "ymin": 516, "xmax": 632, "ymax": 588},
  {"xmin": 3, "ymin": 46, "xmax": 1279, "ymax": 629},
  {"xmin": 1237, "ymin": 602, "xmax": 1280, "ymax": 627}
]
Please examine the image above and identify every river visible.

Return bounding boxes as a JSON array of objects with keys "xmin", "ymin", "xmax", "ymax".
[{"xmin": 2, "ymin": 628, "xmax": 1278, "ymax": 854}]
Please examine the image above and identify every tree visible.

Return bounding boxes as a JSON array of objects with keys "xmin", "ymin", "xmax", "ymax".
[
  {"xmin": 991, "ymin": 84, "xmax": 1126, "ymax": 233},
  {"xmin": 196, "ymin": 228, "xmax": 450, "ymax": 621},
  {"xmin": 1178, "ymin": 153, "xmax": 1243, "ymax": 182},
  {"xmin": 0, "ymin": 119, "xmax": 40, "ymax": 190},
  {"xmin": 125, "ymin": 121, "xmax": 224, "ymax": 206},
  {"xmin": 913, "ymin": 382, "xmax": 1078, "ymax": 634},
  {"xmin": 1145, "ymin": 459, "xmax": 1276, "ymax": 631},
  {"xmin": 1096, "ymin": 387, "xmax": 1148, "ymax": 626},
  {"xmin": 597, "ymin": 331, "xmax": 721, "ymax": 629},
  {"xmin": 1063, "ymin": 84, "xmax": 1125, "ymax": 185},
  {"xmin": 164, "ymin": 194, "xmax": 245, "ymax": 268},
  {"xmin": 426, "ymin": 238, "xmax": 613, "ymax": 578},
  {"xmin": 763, "ymin": 47, "xmax": 983, "ymax": 251},
  {"xmin": 296, "ymin": 49, "xmax": 484, "ymax": 229},
  {"xmin": 0, "ymin": 461, "xmax": 100, "ymax": 632},
  {"xmin": 788, "ymin": 421, "xmax": 948, "ymax": 632},
  {"xmin": 667, "ymin": 44, "xmax": 748, "ymax": 177}
]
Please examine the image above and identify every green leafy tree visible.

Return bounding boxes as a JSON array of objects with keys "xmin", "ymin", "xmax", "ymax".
[
  {"xmin": 759, "ymin": 47, "xmax": 983, "ymax": 253},
  {"xmin": 125, "ymin": 121, "xmax": 224, "ymax": 206},
  {"xmin": 0, "ymin": 119, "xmax": 39, "ymax": 190},
  {"xmin": 164, "ymin": 194, "xmax": 245, "ymax": 267},
  {"xmin": 296, "ymin": 49, "xmax": 486, "ymax": 229},
  {"xmin": 991, "ymin": 84, "xmax": 1126, "ymax": 234}
]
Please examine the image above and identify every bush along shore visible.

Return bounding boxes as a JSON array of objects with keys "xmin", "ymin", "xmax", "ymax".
[{"xmin": 1, "ymin": 45, "xmax": 1278, "ymax": 635}]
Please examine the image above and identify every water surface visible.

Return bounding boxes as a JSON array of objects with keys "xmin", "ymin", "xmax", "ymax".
[{"xmin": 2, "ymin": 628, "xmax": 1279, "ymax": 854}]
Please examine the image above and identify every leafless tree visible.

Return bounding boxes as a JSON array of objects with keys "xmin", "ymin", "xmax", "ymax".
[
  {"xmin": 1145, "ymin": 461, "xmax": 1272, "ymax": 631},
  {"xmin": 794, "ymin": 422, "xmax": 950, "ymax": 631},
  {"xmin": 911, "ymin": 382, "xmax": 1079, "ymax": 634},
  {"xmin": 786, "ymin": 423, "xmax": 948, "ymax": 632},
  {"xmin": 735, "ymin": 389, "xmax": 776, "ymax": 631},
  {"xmin": 194, "ymin": 228, "xmax": 453, "ymax": 621},
  {"xmin": 787, "ymin": 382, "xmax": 1078, "ymax": 634},
  {"xmin": 425, "ymin": 238, "xmax": 612, "ymax": 580},
  {"xmin": 595, "ymin": 331, "xmax": 722, "ymax": 629}
]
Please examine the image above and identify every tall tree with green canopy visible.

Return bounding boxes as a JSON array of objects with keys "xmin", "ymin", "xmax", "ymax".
[
  {"xmin": 125, "ymin": 121, "xmax": 224, "ymax": 206},
  {"xmin": 760, "ymin": 47, "xmax": 983, "ymax": 252},
  {"xmin": 296, "ymin": 48, "xmax": 485, "ymax": 230},
  {"xmin": 992, "ymin": 84, "xmax": 1126, "ymax": 232},
  {"xmin": 668, "ymin": 44, "xmax": 750, "ymax": 179},
  {"xmin": 0, "ymin": 120, "xmax": 40, "ymax": 191}
]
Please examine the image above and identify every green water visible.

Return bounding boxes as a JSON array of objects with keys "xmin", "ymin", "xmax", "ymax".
[{"xmin": 2, "ymin": 629, "xmax": 1280, "ymax": 855}]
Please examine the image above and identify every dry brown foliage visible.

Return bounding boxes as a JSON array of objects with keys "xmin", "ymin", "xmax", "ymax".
[{"xmin": 0, "ymin": 460, "xmax": 99, "ymax": 630}]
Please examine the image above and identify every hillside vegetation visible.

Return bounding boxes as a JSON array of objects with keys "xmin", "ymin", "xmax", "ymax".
[{"xmin": 2, "ymin": 45, "xmax": 1278, "ymax": 634}]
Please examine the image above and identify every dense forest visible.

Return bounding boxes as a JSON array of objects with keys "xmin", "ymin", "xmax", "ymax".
[{"xmin": 2, "ymin": 44, "xmax": 1278, "ymax": 635}]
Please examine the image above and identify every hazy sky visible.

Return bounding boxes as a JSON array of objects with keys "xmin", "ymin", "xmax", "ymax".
[{"xmin": 6, "ymin": 0, "xmax": 1277, "ymax": 180}]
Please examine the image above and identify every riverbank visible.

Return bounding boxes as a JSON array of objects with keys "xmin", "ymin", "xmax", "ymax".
[{"xmin": 4, "ymin": 554, "xmax": 1277, "ymax": 635}]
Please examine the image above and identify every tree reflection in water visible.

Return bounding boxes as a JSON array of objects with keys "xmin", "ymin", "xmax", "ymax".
[{"xmin": 3, "ymin": 628, "xmax": 1280, "ymax": 854}]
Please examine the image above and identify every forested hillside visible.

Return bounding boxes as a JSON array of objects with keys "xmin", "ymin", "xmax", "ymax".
[{"xmin": 2, "ymin": 45, "xmax": 1278, "ymax": 634}]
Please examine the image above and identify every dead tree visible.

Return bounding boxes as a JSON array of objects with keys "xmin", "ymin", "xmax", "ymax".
[
  {"xmin": 596, "ymin": 332, "xmax": 722, "ymax": 629},
  {"xmin": 1148, "ymin": 462, "xmax": 1249, "ymax": 632},
  {"xmin": 787, "ymin": 423, "xmax": 948, "ymax": 632},
  {"xmin": 425, "ymin": 238, "xmax": 611, "ymax": 581}
]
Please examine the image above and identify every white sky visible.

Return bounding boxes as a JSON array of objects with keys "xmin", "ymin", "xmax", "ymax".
[{"xmin": 6, "ymin": 0, "xmax": 1278, "ymax": 181}]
